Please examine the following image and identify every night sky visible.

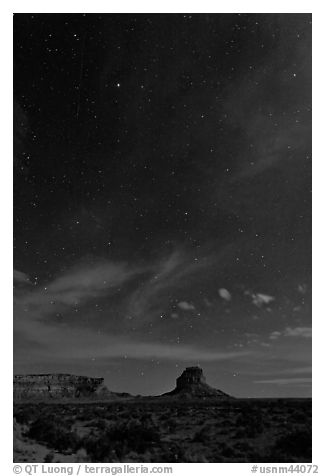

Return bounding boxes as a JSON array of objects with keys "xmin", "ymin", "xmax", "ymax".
[{"xmin": 13, "ymin": 13, "xmax": 312, "ymax": 397}]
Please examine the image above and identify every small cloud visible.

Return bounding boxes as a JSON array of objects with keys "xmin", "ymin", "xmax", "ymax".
[
  {"xmin": 170, "ymin": 312, "xmax": 179, "ymax": 319},
  {"xmin": 293, "ymin": 306, "xmax": 302, "ymax": 312},
  {"xmin": 218, "ymin": 288, "xmax": 232, "ymax": 301},
  {"xmin": 298, "ymin": 284, "xmax": 307, "ymax": 294},
  {"xmin": 244, "ymin": 332, "xmax": 258, "ymax": 338},
  {"xmin": 177, "ymin": 301, "xmax": 195, "ymax": 311},
  {"xmin": 203, "ymin": 297, "xmax": 213, "ymax": 307},
  {"xmin": 251, "ymin": 293, "xmax": 275, "ymax": 308}
]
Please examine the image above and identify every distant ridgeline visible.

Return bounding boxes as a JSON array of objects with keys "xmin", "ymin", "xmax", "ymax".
[
  {"xmin": 13, "ymin": 367, "xmax": 232, "ymax": 401},
  {"xmin": 13, "ymin": 374, "xmax": 130, "ymax": 400}
]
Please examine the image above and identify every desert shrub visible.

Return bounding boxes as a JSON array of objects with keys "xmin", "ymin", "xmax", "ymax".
[
  {"xmin": 81, "ymin": 420, "xmax": 161, "ymax": 462},
  {"xmin": 84, "ymin": 418, "xmax": 108, "ymax": 430},
  {"xmin": 221, "ymin": 418, "xmax": 233, "ymax": 426},
  {"xmin": 232, "ymin": 441, "xmax": 256, "ymax": 460},
  {"xmin": 44, "ymin": 451, "xmax": 55, "ymax": 463},
  {"xmin": 218, "ymin": 441, "xmax": 234, "ymax": 458},
  {"xmin": 236, "ymin": 410, "xmax": 264, "ymax": 437},
  {"xmin": 165, "ymin": 418, "xmax": 177, "ymax": 432},
  {"xmin": 182, "ymin": 449, "xmax": 210, "ymax": 463},
  {"xmin": 269, "ymin": 428, "xmax": 312, "ymax": 462},
  {"xmin": 139, "ymin": 413, "xmax": 154, "ymax": 425},
  {"xmin": 26, "ymin": 416, "xmax": 80, "ymax": 452},
  {"xmin": 159, "ymin": 411, "xmax": 172, "ymax": 421},
  {"xmin": 192, "ymin": 425, "xmax": 215, "ymax": 442},
  {"xmin": 291, "ymin": 410, "xmax": 309, "ymax": 424},
  {"xmin": 233, "ymin": 427, "xmax": 246, "ymax": 438},
  {"xmin": 13, "ymin": 409, "xmax": 29, "ymax": 425},
  {"xmin": 77, "ymin": 406, "xmax": 109, "ymax": 421},
  {"xmin": 14, "ymin": 405, "xmax": 41, "ymax": 425},
  {"xmin": 159, "ymin": 443, "xmax": 186, "ymax": 462},
  {"xmin": 13, "ymin": 418, "xmax": 25, "ymax": 454}
]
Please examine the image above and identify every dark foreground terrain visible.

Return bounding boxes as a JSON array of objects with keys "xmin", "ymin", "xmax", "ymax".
[{"xmin": 13, "ymin": 398, "xmax": 311, "ymax": 463}]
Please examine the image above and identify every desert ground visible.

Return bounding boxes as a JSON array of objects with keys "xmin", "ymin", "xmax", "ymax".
[{"xmin": 13, "ymin": 397, "xmax": 311, "ymax": 463}]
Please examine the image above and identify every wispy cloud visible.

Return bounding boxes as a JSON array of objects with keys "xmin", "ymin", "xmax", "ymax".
[
  {"xmin": 43, "ymin": 261, "xmax": 140, "ymax": 306},
  {"xmin": 14, "ymin": 249, "xmax": 217, "ymax": 332},
  {"xmin": 255, "ymin": 378, "xmax": 312, "ymax": 386},
  {"xmin": 244, "ymin": 366, "xmax": 312, "ymax": 377},
  {"xmin": 125, "ymin": 248, "xmax": 224, "ymax": 322},
  {"xmin": 15, "ymin": 260, "xmax": 145, "ymax": 316},
  {"xmin": 14, "ymin": 269, "xmax": 32, "ymax": 285},
  {"xmin": 14, "ymin": 294, "xmax": 250, "ymax": 367},
  {"xmin": 15, "ymin": 252, "xmax": 251, "ymax": 370},
  {"xmin": 125, "ymin": 250, "xmax": 182, "ymax": 319},
  {"xmin": 13, "ymin": 260, "xmax": 147, "ymax": 349},
  {"xmin": 58, "ymin": 337, "xmax": 251, "ymax": 363},
  {"xmin": 269, "ymin": 331, "xmax": 282, "ymax": 340},
  {"xmin": 284, "ymin": 327, "xmax": 312, "ymax": 338},
  {"xmin": 14, "ymin": 312, "xmax": 251, "ymax": 365},
  {"xmin": 222, "ymin": 27, "xmax": 311, "ymax": 183},
  {"xmin": 270, "ymin": 327, "xmax": 312, "ymax": 340}
]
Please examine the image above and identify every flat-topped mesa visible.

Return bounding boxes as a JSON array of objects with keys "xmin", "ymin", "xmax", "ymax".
[
  {"xmin": 13, "ymin": 373, "xmax": 128, "ymax": 401},
  {"xmin": 163, "ymin": 366, "xmax": 233, "ymax": 399},
  {"xmin": 176, "ymin": 366, "xmax": 206, "ymax": 388}
]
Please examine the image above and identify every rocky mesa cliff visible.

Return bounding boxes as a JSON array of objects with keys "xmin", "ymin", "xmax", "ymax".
[
  {"xmin": 162, "ymin": 366, "xmax": 232, "ymax": 398},
  {"xmin": 13, "ymin": 373, "xmax": 130, "ymax": 400}
]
